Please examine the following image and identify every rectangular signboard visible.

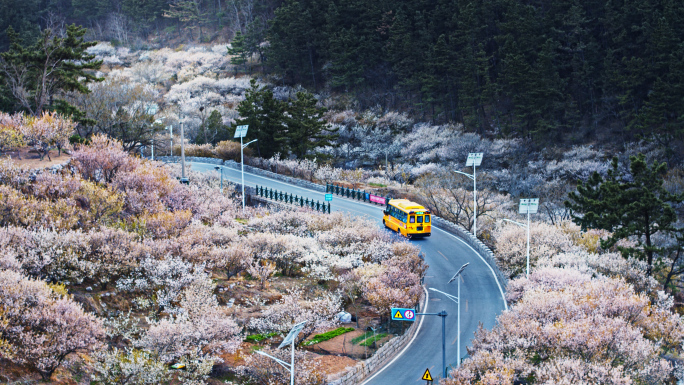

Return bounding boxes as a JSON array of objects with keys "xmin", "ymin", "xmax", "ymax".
[
  {"xmin": 369, "ymin": 195, "xmax": 386, "ymax": 205},
  {"xmin": 466, "ymin": 152, "xmax": 483, "ymax": 167},
  {"xmin": 519, "ymin": 198, "xmax": 539, "ymax": 214},
  {"xmin": 234, "ymin": 125, "xmax": 249, "ymax": 139},
  {"xmin": 325, "ymin": 194, "xmax": 333, "ymax": 201},
  {"xmin": 391, "ymin": 307, "xmax": 416, "ymax": 321}
]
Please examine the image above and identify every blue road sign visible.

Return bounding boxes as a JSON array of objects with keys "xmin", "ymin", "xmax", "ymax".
[
  {"xmin": 325, "ymin": 194, "xmax": 333, "ymax": 201},
  {"xmin": 391, "ymin": 307, "xmax": 416, "ymax": 321}
]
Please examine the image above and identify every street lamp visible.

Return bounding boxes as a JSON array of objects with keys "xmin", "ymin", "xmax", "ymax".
[
  {"xmin": 453, "ymin": 153, "xmax": 483, "ymax": 237},
  {"xmin": 255, "ymin": 321, "xmax": 307, "ymax": 385},
  {"xmin": 179, "ymin": 115, "xmax": 188, "ymax": 184},
  {"xmin": 503, "ymin": 198, "xmax": 539, "ymax": 278},
  {"xmin": 214, "ymin": 165, "xmax": 223, "ymax": 190},
  {"xmin": 429, "ymin": 262, "xmax": 469, "ymax": 377},
  {"xmin": 234, "ymin": 125, "xmax": 256, "ymax": 212}
]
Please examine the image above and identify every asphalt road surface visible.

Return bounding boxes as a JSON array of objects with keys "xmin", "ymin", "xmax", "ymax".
[{"xmin": 188, "ymin": 162, "xmax": 507, "ymax": 384}]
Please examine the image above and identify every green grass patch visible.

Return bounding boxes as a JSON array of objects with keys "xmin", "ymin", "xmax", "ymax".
[
  {"xmin": 302, "ymin": 327, "xmax": 355, "ymax": 346},
  {"xmin": 360, "ymin": 333, "xmax": 387, "ymax": 347},
  {"xmin": 351, "ymin": 331, "xmax": 374, "ymax": 345},
  {"xmin": 368, "ymin": 182, "xmax": 387, "ymax": 188},
  {"xmin": 245, "ymin": 332, "xmax": 280, "ymax": 342}
]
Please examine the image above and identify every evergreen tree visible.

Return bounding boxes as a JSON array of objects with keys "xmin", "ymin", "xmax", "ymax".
[
  {"xmin": 122, "ymin": 0, "xmax": 167, "ymax": 37},
  {"xmin": 285, "ymin": 91, "xmax": 337, "ymax": 159},
  {"xmin": 0, "ymin": 24, "xmax": 102, "ymax": 116},
  {"xmin": 565, "ymin": 154, "xmax": 683, "ymax": 276},
  {"xmin": 228, "ymin": 31, "xmax": 249, "ymax": 74},
  {"xmin": 235, "ymin": 79, "xmax": 287, "ymax": 159},
  {"xmin": 267, "ymin": 0, "xmax": 323, "ymax": 87},
  {"xmin": 196, "ymin": 110, "xmax": 231, "ymax": 145}
]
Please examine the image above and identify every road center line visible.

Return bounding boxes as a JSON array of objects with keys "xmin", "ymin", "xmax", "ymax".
[{"xmin": 437, "ymin": 251, "xmax": 449, "ymax": 261}]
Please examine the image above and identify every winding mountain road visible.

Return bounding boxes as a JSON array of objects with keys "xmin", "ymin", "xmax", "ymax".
[{"xmin": 188, "ymin": 161, "xmax": 507, "ymax": 383}]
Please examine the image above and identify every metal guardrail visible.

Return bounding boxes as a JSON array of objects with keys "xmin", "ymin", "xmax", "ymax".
[
  {"xmin": 326, "ymin": 183, "xmax": 391, "ymax": 205},
  {"xmin": 256, "ymin": 185, "xmax": 331, "ymax": 214}
]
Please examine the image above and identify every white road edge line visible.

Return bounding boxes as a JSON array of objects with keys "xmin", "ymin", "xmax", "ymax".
[
  {"xmin": 359, "ymin": 285, "xmax": 429, "ymax": 385},
  {"xmin": 434, "ymin": 227, "xmax": 508, "ymax": 311}
]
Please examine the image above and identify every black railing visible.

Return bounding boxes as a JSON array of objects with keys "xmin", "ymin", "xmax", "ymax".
[
  {"xmin": 256, "ymin": 185, "xmax": 331, "ymax": 214},
  {"xmin": 326, "ymin": 183, "xmax": 391, "ymax": 205}
]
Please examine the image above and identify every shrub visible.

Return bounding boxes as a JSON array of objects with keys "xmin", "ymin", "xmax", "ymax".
[
  {"xmin": 183, "ymin": 143, "xmax": 215, "ymax": 158},
  {"xmin": 215, "ymin": 140, "xmax": 252, "ymax": 162}
]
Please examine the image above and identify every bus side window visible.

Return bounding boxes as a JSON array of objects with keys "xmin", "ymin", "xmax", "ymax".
[
  {"xmin": 409, "ymin": 215, "xmax": 415, "ymax": 223},
  {"xmin": 425, "ymin": 215, "xmax": 431, "ymax": 223},
  {"xmin": 417, "ymin": 216, "xmax": 423, "ymax": 223}
]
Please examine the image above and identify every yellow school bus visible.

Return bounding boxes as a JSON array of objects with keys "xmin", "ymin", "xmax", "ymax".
[{"xmin": 382, "ymin": 199, "xmax": 431, "ymax": 238}]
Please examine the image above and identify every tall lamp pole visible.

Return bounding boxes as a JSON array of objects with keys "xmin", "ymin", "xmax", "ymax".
[
  {"xmin": 234, "ymin": 125, "xmax": 257, "ymax": 212},
  {"xmin": 503, "ymin": 198, "xmax": 539, "ymax": 278},
  {"xmin": 453, "ymin": 153, "xmax": 483, "ymax": 237},
  {"xmin": 429, "ymin": 262, "xmax": 469, "ymax": 378},
  {"xmin": 180, "ymin": 115, "xmax": 188, "ymax": 184}
]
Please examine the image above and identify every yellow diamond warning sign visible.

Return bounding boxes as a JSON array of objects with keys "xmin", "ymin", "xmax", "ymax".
[{"xmin": 422, "ymin": 368, "xmax": 433, "ymax": 381}]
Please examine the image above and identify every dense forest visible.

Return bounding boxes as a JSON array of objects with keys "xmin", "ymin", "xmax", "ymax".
[{"xmin": 1, "ymin": 0, "xmax": 684, "ymax": 146}]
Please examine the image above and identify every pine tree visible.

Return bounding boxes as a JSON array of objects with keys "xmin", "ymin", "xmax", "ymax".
[
  {"xmin": 228, "ymin": 31, "xmax": 249, "ymax": 74},
  {"xmin": 565, "ymin": 154, "xmax": 683, "ymax": 276},
  {"xmin": 0, "ymin": 24, "xmax": 102, "ymax": 116},
  {"xmin": 285, "ymin": 91, "xmax": 337, "ymax": 159},
  {"xmin": 235, "ymin": 79, "xmax": 287, "ymax": 159}
]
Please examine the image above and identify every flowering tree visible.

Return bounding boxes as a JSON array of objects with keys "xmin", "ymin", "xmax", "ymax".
[
  {"xmin": 0, "ymin": 269, "xmax": 104, "ymax": 380},
  {"xmin": 0, "ymin": 112, "xmax": 24, "ymax": 153},
  {"xmin": 19, "ymin": 112, "xmax": 74, "ymax": 160},
  {"xmin": 93, "ymin": 348, "xmax": 169, "ymax": 385},
  {"xmin": 72, "ymin": 134, "xmax": 137, "ymax": 183},
  {"xmin": 248, "ymin": 288, "xmax": 341, "ymax": 341},
  {"xmin": 445, "ymin": 276, "xmax": 683, "ymax": 385},
  {"xmin": 138, "ymin": 278, "xmax": 241, "ymax": 382},
  {"xmin": 492, "ymin": 220, "xmax": 576, "ymax": 278}
]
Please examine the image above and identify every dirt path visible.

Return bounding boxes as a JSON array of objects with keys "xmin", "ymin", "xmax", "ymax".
[{"xmin": 2, "ymin": 147, "xmax": 71, "ymax": 168}]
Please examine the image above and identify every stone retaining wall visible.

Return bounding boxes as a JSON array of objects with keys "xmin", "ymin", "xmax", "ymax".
[
  {"xmin": 156, "ymin": 156, "xmax": 325, "ymax": 192},
  {"xmin": 326, "ymin": 291, "xmax": 426, "ymax": 385},
  {"xmin": 157, "ymin": 155, "xmax": 224, "ymax": 165}
]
